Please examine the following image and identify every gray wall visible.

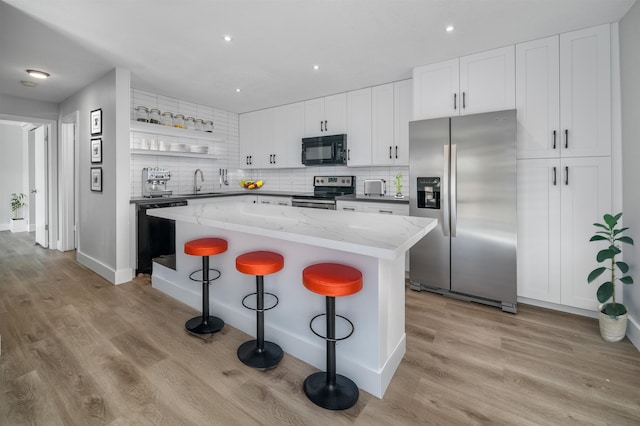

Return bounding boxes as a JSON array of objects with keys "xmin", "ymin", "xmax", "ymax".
[
  {"xmin": 0, "ymin": 124, "xmax": 26, "ymax": 228},
  {"xmin": 59, "ymin": 68, "xmax": 132, "ymax": 283},
  {"xmin": 620, "ymin": 0, "xmax": 640, "ymax": 347}
]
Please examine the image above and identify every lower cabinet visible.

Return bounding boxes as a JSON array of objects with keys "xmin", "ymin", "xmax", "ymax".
[
  {"xmin": 336, "ymin": 200, "xmax": 409, "ymax": 216},
  {"xmin": 517, "ymin": 156, "xmax": 611, "ymax": 311},
  {"xmin": 257, "ymin": 195, "xmax": 292, "ymax": 206},
  {"xmin": 187, "ymin": 195, "xmax": 257, "ymax": 205}
]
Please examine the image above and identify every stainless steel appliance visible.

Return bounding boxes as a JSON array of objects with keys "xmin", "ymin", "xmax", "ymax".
[
  {"xmin": 142, "ymin": 167, "xmax": 172, "ymax": 198},
  {"xmin": 136, "ymin": 199, "xmax": 188, "ymax": 274},
  {"xmin": 409, "ymin": 109, "xmax": 517, "ymax": 313},
  {"xmin": 364, "ymin": 179, "xmax": 386, "ymax": 196},
  {"xmin": 291, "ymin": 175, "xmax": 355, "ymax": 209},
  {"xmin": 301, "ymin": 134, "xmax": 347, "ymax": 166}
]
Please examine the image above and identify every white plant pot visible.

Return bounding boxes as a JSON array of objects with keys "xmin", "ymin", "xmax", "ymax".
[
  {"xmin": 9, "ymin": 218, "xmax": 28, "ymax": 233},
  {"xmin": 598, "ymin": 304, "xmax": 628, "ymax": 342}
]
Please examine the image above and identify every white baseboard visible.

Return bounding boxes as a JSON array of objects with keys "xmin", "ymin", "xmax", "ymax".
[
  {"xmin": 626, "ymin": 314, "xmax": 640, "ymax": 351},
  {"xmin": 517, "ymin": 297, "xmax": 598, "ymax": 318},
  {"xmin": 76, "ymin": 250, "xmax": 134, "ymax": 285}
]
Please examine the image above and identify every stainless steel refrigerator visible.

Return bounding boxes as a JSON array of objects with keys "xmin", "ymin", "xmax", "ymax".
[{"xmin": 409, "ymin": 109, "xmax": 517, "ymax": 313}]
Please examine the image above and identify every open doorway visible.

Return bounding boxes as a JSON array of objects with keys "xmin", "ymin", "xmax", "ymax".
[{"xmin": 59, "ymin": 112, "xmax": 78, "ymax": 251}]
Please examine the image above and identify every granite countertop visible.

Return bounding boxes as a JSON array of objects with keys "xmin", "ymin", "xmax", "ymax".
[
  {"xmin": 148, "ymin": 201, "xmax": 436, "ymax": 260},
  {"xmin": 336, "ymin": 194, "xmax": 410, "ymax": 204},
  {"xmin": 130, "ymin": 190, "xmax": 292, "ymax": 204}
]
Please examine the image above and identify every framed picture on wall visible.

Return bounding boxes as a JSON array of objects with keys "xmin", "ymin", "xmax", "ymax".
[
  {"xmin": 90, "ymin": 108, "xmax": 102, "ymax": 135},
  {"xmin": 90, "ymin": 138, "xmax": 102, "ymax": 163},
  {"xmin": 91, "ymin": 167, "xmax": 102, "ymax": 192}
]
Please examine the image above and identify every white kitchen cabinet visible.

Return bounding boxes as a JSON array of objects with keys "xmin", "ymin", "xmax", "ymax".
[
  {"xmin": 257, "ymin": 195, "xmax": 292, "ymax": 206},
  {"xmin": 272, "ymin": 101, "xmax": 305, "ymax": 168},
  {"xmin": 239, "ymin": 111, "xmax": 260, "ymax": 168},
  {"xmin": 336, "ymin": 200, "xmax": 363, "ymax": 212},
  {"xmin": 517, "ymin": 156, "xmax": 611, "ymax": 310},
  {"xmin": 412, "ymin": 46, "xmax": 515, "ymax": 120},
  {"xmin": 304, "ymin": 93, "xmax": 347, "ymax": 137},
  {"xmin": 516, "ymin": 24, "xmax": 611, "ymax": 159},
  {"xmin": 187, "ymin": 195, "xmax": 258, "ymax": 205},
  {"xmin": 346, "ymin": 88, "xmax": 372, "ymax": 166},
  {"xmin": 363, "ymin": 203, "xmax": 409, "ymax": 216},
  {"xmin": 371, "ymin": 80, "xmax": 411, "ymax": 166}
]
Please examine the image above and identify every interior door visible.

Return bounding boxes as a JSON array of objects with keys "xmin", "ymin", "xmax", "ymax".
[{"xmin": 34, "ymin": 125, "xmax": 48, "ymax": 248}]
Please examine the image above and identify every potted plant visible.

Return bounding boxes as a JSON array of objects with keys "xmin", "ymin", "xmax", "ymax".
[
  {"xmin": 588, "ymin": 212, "xmax": 634, "ymax": 342},
  {"xmin": 9, "ymin": 192, "xmax": 27, "ymax": 233},
  {"xmin": 393, "ymin": 172, "xmax": 404, "ymax": 199}
]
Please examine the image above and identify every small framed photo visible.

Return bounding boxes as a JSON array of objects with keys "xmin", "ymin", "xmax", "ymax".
[
  {"xmin": 90, "ymin": 108, "xmax": 102, "ymax": 135},
  {"xmin": 91, "ymin": 138, "xmax": 102, "ymax": 163},
  {"xmin": 91, "ymin": 167, "xmax": 102, "ymax": 192}
]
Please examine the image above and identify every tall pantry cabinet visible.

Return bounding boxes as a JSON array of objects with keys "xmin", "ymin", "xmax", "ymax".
[{"xmin": 516, "ymin": 24, "xmax": 612, "ymax": 311}]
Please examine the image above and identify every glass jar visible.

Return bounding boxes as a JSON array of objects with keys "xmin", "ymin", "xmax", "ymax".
[
  {"xmin": 148, "ymin": 108, "xmax": 161, "ymax": 124},
  {"xmin": 173, "ymin": 113, "xmax": 185, "ymax": 128},
  {"xmin": 185, "ymin": 116, "xmax": 196, "ymax": 130},
  {"xmin": 161, "ymin": 111, "xmax": 173, "ymax": 126},
  {"xmin": 194, "ymin": 118, "xmax": 204, "ymax": 132},
  {"xmin": 203, "ymin": 120, "xmax": 214, "ymax": 133},
  {"xmin": 135, "ymin": 106, "xmax": 149, "ymax": 122}
]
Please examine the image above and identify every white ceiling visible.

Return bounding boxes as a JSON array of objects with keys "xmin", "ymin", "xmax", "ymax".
[{"xmin": 0, "ymin": 0, "xmax": 636, "ymax": 114}]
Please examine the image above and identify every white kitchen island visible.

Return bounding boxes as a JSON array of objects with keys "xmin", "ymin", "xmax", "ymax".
[{"xmin": 148, "ymin": 201, "xmax": 436, "ymax": 398}]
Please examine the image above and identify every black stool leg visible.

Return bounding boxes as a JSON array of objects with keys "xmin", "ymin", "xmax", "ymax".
[
  {"xmin": 186, "ymin": 255, "xmax": 224, "ymax": 335},
  {"xmin": 237, "ymin": 275, "xmax": 283, "ymax": 369},
  {"xmin": 303, "ymin": 296, "xmax": 359, "ymax": 410}
]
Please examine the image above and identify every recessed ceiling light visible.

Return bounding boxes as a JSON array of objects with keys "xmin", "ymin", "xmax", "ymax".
[
  {"xmin": 313, "ymin": 65, "xmax": 319, "ymax": 70},
  {"xmin": 21, "ymin": 80, "xmax": 37, "ymax": 88},
  {"xmin": 223, "ymin": 35, "xmax": 232, "ymax": 42},
  {"xmin": 446, "ymin": 25, "xmax": 455, "ymax": 32},
  {"xmin": 235, "ymin": 88, "xmax": 241, "ymax": 93},
  {"xmin": 26, "ymin": 69, "xmax": 49, "ymax": 79}
]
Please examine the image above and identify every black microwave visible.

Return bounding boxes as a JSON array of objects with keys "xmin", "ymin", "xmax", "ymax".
[{"xmin": 301, "ymin": 134, "xmax": 347, "ymax": 166}]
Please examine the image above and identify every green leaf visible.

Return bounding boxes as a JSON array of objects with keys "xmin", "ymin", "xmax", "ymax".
[
  {"xmin": 597, "ymin": 282, "xmax": 614, "ymax": 303},
  {"xmin": 604, "ymin": 214, "xmax": 618, "ymax": 228},
  {"xmin": 596, "ymin": 249, "xmax": 615, "ymax": 262},
  {"xmin": 588, "ymin": 267, "xmax": 606, "ymax": 283},
  {"xmin": 593, "ymin": 223, "xmax": 609, "ymax": 230},
  {"xmin": 616, "ymin": 236, "xmax": 634, "ymax": 245},
  {"xmin": 620, "ymin": 276, "xmax": 634, "ymax": 284},
  {"xmin": 613, "ymin": 227, "xmax": 629, "ymax": 236},
  {"xmin": 603, "ymin": 303, "xmax": 627, "ymax": 316},
  {"xmin": 609, "ymin": 245, "xmax": 622, "ymax": 255},
  {"xmin": 589, "ymin": 235, "xmax": 608, "ymax": 242},
  {"xmin": 616, "ymin": 261, "xmax": 629, "ymax": 273}
]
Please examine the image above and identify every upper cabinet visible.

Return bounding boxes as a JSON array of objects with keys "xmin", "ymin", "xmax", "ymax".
[
  {"xmin": 304, "ymin": 93, "xmax": 347, "ymax": 137},
  {"xmin": 516, "ymin": 24, "xmax": 611, "ymax": 159},
  {"xmin": 371, "ymin": 80, "xmax": 412, "ymax": 166},
  {"xmin": 413, "ymin": 46, "xmax": 515, "ymax": 120},
  {"xmin": 346, "ymin": 87, "xmax": 373, "ymax": 166}
]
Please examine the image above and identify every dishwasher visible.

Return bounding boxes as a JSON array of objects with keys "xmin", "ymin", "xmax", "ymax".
[{"xmin": 136, "ymin": 199, "xmax": 188, "ymax": 275}]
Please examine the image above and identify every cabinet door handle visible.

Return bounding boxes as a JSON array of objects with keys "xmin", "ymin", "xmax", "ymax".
[
  {"xmin": 389, "ymin": 146, "xmax": 392, "ymax": 159},
  {"xmin": 343, "ymin": 207, "xmax": 355, "ymax": 211},
  {"xmin": 320, "ymin": 121, "xmax": 323, "ymax": 132},
  {"xmin": 564, "ymin": 129, "xmax": 569, "ymax": 149},
  {"xmin": 379, "ymin": 210, "xmax": 393, "ymax": 214},
  {"xmin": 552, "ymin": 166, "xmax": 557, "ymax": 186},
  {"xmin": 273, "ymin": 154, "xmax": 276, "ymax": 164},
  {"xmin": 552, "ymin": 130, "xmax": 557, "ymax": 149},
  {"xmin": 249, "ymin": 155, "xmax": 252, "ymax": 165},
  {"xmin": 395, "ymin": 146, "xmax": 398, "ymax": 159},
  {"xmin": 347, "ymin": 149, "xmax": 351, "ymax": 161},
  {"xmin": 324, "ymin": 120, "xmax": 328, "ymax": 132},
  {"xmin": 565, "ymin": 166, "xmax": 569, "ymax": 185},
  {"xmin": 454, "ymin": 93, "xmax": 457, "ymax": 110},
  {"xmin": 462, "ymin": 92, "xmax": 466, "ymax": 109}
]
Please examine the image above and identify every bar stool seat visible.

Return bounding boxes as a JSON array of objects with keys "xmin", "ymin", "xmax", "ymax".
[
  {"xmin": 302, "ymin": 263, "xmax": 362, "ymax": 410},
  {"xmin": 236, "ymin": 251, "xmax": 284, "ymax": 369},
  {"xmin": 184, "ymin": 238, "xmax": 228, "ymax": 335}
]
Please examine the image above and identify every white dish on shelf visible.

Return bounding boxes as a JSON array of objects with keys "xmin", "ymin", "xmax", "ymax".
[{"xmin": 169, "ymin": 143, "xmax": 187, "ymax": 152}]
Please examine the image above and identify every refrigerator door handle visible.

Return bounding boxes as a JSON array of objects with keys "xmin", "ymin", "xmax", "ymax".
[
  {"xmin": 443, "ymin": 144, "xmax": 450, "ymax": 236},
  {"xmin": 450, "ymin": 144, "xmax": 458, "ymax": 237}
]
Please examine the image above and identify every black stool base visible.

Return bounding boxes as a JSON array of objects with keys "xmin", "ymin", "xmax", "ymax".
[
  {"xmin": 303, "ymin": 372, "xmax": 359, "ymax": 410},
  {"xmin": 237, "ymin": 340, "xmax": 283, "ymax": 369},
  {"xmin": 185, "ymin": 316, "xmax": 224, "ymax": 335}
]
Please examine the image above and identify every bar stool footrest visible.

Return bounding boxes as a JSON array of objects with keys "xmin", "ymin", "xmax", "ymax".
[
  {"xmin": 237, "ymin": 340, "xmax": 283, "ymax": 369},
  {"xmin": 188, "ymin": 268, "xmax": 221, "ymax": 283},
  {"xmin": 185, "ymin": 315, "xmax": 224, "ymax": 335},
  {"xmin": 303, "ymin": 371, "xmax": 359, "ymax": 410},
  {"xmin": 309, "ymin": 313, "xmax": 355, "ymax": 342},
  {"xmin": 241, "ymin": 292, "xmax": 279, "ymax": 312}
]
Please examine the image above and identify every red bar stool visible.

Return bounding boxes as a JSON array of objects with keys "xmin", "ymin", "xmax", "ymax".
[
  {"xmin": 236, "ymin": 250, "xmax": 285, "ymax": 369},
  {"xmin": 184, "ymin": 237, "xmax": 228, "ymax": 335},
  {"xmin": 302, "ymin": 262, "xmax": 363, "ymax": 410}
]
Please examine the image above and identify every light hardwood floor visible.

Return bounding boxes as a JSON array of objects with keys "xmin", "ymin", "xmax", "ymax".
[{"xmin": 1, "ymin": 230, "xmax": 639, "ymax": 425}]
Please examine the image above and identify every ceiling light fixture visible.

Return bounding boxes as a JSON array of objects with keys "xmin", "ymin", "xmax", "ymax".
[
  {"xmin": 26, "ymin": 69, "xmax": 50, "ymax": 79},
  {"xmin": 313, "ymin": 65, "xmax": 319, "ymax": 70},
  {"xmin": 445, "ymin": 25, "xmax": 455, "ymax": 32},
  {"xmin": 235, "ymin": 88, "xmax": 241, "ymax": 93},
  {"xmin": 223, "ymin": 35, "xmax": 232, "ymax": 42},
  {"xmin": 21, "ymin": 80, "xmax": 37, "ymax": 88}
]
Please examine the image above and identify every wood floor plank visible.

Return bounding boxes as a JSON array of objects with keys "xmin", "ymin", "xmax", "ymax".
[{"xmin": 1, "ymin": 230, "xmax": 639, "ymax": 425}]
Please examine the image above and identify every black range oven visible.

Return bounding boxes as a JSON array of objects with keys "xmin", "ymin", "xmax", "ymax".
[{"xmin": 291, "ymin": 176, "xmax": 355, "ymax": 210}]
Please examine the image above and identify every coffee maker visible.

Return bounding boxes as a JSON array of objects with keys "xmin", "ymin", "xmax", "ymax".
[{"xmin": 142, "ymin": 167, "xmax": 172, "ymax": 197}]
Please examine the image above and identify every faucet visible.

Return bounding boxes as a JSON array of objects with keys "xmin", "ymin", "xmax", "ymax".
[{"xmin": 194, "ymin": 169, "xmax": 203, "ymax": 194}]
